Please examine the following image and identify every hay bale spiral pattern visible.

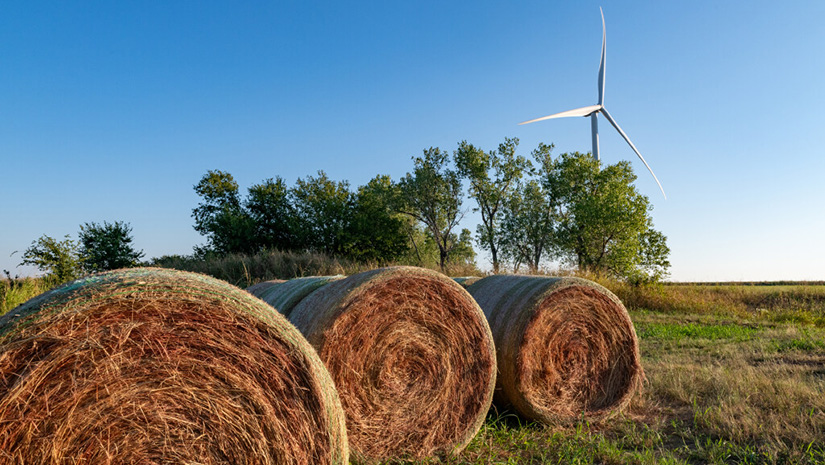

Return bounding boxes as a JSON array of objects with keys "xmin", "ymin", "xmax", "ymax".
[
  {"xmin": 467, "ymin": 275, "xmax": 642, "ymax": 423},
  {"xmin": 289, "ymin": 266, "xmax": 497, "ymax": 463},
  {"xmin": 0, "ymin": 268, "xmax": 348, "ymax": 464}
]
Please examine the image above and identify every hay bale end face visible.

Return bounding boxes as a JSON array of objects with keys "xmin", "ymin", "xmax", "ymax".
[
  {"xmin": 467, "ymin": 275, "xmax": 642, "ymax": 423},
  {"xmin": 0, "ymin": 268, "xmax": 348, "ymax": 465},
  {"xmin": 289, "ymin": 266, "xmax": 497, "ymax": 463},
  {"xmin": 252, "ymin": 276, "xmax": 344, "ymax": 319}
]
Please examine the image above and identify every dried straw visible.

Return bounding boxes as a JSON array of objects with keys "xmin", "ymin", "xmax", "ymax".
[
  {"xmin": 466, "ymin": 275, "xmax": 642, "ymax": 423},
  {"xmin": 251, "ymin": 276, "xmax": 344, "ymax": 319},
  {"xmin": 0, "ymin": 268, "xmax": 348, "ymax": 464},
  {"xmin": 289, "ymin": 266, "xmax": 496, "ymax": 463}
]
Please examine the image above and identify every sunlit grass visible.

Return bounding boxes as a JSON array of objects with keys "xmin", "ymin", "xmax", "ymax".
[{"xmin": 0, "ymin": 274, "xmax": 50, "ymax": 316}]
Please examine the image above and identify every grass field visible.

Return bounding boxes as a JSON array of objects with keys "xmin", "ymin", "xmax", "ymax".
[
  {"xmin": 407, "ymin": 291, "xmax": 825, "ymax": 465},
  {"xmin": 3, "ymin": 263, "xmax": 824, "ymax": 464}
]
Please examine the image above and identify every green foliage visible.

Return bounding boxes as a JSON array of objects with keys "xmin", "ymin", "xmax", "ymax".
[
  {"xmin": 191, "ymin": 169, "xmax": 417, "ymax": 264},
  {"xmin": 78, "ymin": 221, "xmax": 144, "ymax": 272},
  {"xmin": 498, "ymin": 143, "xmax": 556, "ymax": 273},
  {"xmin": 541, "ymin": 152, "xmax": 670, "ymax": 281},
  {"xmin": 246, "ymin": 177, "xmax": 295, "ymax": 251},
  {"xmin": 455, "ymin": 137, "xmax": 530, "ymax": 273},
  {"xmin": 398, "ymin": 147, "xmax": 466, "ymax": 270},
  {"xmin": 290, "ymin": 171, "xmax": 354, "ymax": 256},
  {"xmin": 345, "ymin": 175, "xmax": 410, "ymax": 262},
  {"xmin": 192, "ymin": 170, "xmax": 257, "ymax": 255},
  {"xmin": 19, "ymin": 234, "xmax": 83, "ymax": 283}
]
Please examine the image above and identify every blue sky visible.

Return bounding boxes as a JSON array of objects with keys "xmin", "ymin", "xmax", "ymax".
[{"xmin": 1, "ymin": 1, "xmax": 823, "ymax": 282}]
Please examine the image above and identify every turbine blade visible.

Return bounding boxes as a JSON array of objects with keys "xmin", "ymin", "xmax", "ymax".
[
  {"xmin": 598, "ymin": 7, "xmax": 606, "ymax": 106},
  {"xmin": 519, "ymin": 104, "xmax": 602, "ymax": 125},
  {"xmin": 600, "ymin": 107, "xmax": 667, "ymax": 199}
]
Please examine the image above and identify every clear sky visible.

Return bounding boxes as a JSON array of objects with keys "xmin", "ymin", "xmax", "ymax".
[{"xmin": 2, "ymin": 1, "xmax": 823, "ymax": 282}]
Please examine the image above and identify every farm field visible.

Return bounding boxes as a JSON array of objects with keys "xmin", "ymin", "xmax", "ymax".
[
  {"xmin": 3, "ymin": 269, "xmax": 825, "ymax": 464},
  {"xmin": 412, "ymin": 308, "xmax": 825, "ymax": 464},
  {"xmin": 395, "ymin": 281, "xmax": 825, "ymax": 464}
]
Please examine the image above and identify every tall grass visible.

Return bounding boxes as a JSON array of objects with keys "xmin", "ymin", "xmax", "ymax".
[
  {"xmin": 149, "ymin": 249, "xmax": 481, "ymax": 288},
  {"xmin": 1, "ymin": 274, "xmax": 50, "ymax": 315},
  {"xmin": 604, "ymin": 280, "xmax": 825, "ymax": 326}
]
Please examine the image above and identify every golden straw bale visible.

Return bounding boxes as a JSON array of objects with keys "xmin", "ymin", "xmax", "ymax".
[
  {"xmin": 0, "ymin": 268, "xmax": 348, "ymax": 465},
  {"xmin": 289, "ymin": 266, "xmax": 496, "ymax": 463},
  {"xmin": 466, "ymin": 275, "xmax": 642, "ymax": 423}
]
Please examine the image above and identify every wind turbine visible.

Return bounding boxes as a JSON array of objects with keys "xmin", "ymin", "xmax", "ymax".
[{"xmin": 519, "ymin": 7, "xmax": 666, "ymax": 199}]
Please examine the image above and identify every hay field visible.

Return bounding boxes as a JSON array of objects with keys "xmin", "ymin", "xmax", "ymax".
[
  {"xmin": 4, "ymin": 272, "xmax": 825, "ymax": 464},
  {"xmin": 389, "ymin": 282, "xmax": 825, "ymax": 464}
]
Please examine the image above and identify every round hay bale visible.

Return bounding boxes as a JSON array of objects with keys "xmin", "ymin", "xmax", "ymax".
[
  {"xmin": 254, "ymin": 276, "xmax": 344, "ymax": 319},
  {"xmin": 246, "ymin": 279, "xmax": 286, "ymax": 296},
  {"xmin": 289, "ymin": 266, "xmax": 496, "ymax": 463},
  {"xmin": 466, "ymin": 275, "xmax": 642, "ymax": 423},
  {"xmin": 0, "ymin": 268, "xmax": 348, "ymax": 465},
  {"xmin": 452, "ymin": 276, "xmax": 483, "ymax": 288}
]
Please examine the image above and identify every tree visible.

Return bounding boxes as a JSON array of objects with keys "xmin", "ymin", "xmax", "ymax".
[
  {"xmin": 192, "ymin": 170, "xmax": 256, "ymax": 255},
  {"xmin": 345, "ymin": 175, "xmax": 410, "ymax": 262},
  {"xmin": 454, "ymin": 138, "xmax": 530, "ymax": 273},
  {"xmin": 398, "ymin": 147, "xmax": 467, "ymax": 270},
  {"xmin": 20, "ymin": 234, "xmax": 83, "ymax": 283},
  {"xmin": 500, "ymin": 179, "xmax": 554, "ymax": 273},
  {"xmin": 246, "ymin": 177, "xmax": 295, "ymax": 251},
  {"xmin": 542, "ymin": 152, "xmax": 670, "ymax": 281},
  {"xmin": 79, "ymin": 221, "xmax": 145, "ymax": 272},
  {"xmin": 290, "ymin": 171, "xmax": 353, "ymax": 256}
]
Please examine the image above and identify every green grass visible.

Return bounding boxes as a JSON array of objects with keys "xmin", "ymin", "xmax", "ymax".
[
  {"xmin": 0, "ymin": 274, "xmax": 50, "ymax": 315},
  {"xmin": 635, "ymin": 321, "xmax": 760, "ymax": 342}
]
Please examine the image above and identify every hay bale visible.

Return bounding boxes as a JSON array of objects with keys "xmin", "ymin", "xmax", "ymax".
[
  {"xmin": 466, "ymin": 275, "xmax": 642, "ymax": 423},
  {"xmin": 0, "ymin": 268, "xmax": 348, "ymax": 464},
  {"xmin": 452, "ymin": 276, "xmax": 483, "ymax": 288},
  {"xmin": 253, "ymin": 276, "xmax": 344, "ymax": 319},
  {"xmin": 289, "ymin": 266, "xmax": 496, "ymax": 463},
  {"xmin": 246, "ymin": 279, "xmax": 286, "ymax": 296}
]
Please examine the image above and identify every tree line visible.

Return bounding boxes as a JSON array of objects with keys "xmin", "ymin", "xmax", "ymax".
[
  {"xmin": 192, "ymin": 138, "xmax": 670, "ymax": 282},
  {"xmin": 15, "ymin": 138, "xmax": 669, "ymax": 283}
]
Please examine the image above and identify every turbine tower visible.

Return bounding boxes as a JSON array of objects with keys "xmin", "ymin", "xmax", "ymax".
[{"xmin": 520, "ymin": 8, "xmax": 666, "ymax": 199}]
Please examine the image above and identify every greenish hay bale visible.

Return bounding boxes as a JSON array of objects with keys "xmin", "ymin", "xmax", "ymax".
[
  {"xmin": 252, "ymin": 276, "xmax": 344, "ymax": 319},
  {"xmin": 452, "ymin": 276, "xmax": 483, "ymax": 288},
  {"xmin": 289, "ymin": 266, "xmax": 497, "ymax": 464},
  {"xmin": 466, "ymin": 275, "xmax": 642, "ymax": 424},
  {"xmin": 246, "ymin": 279, "xmax": 286, "ymax": 296},
  {"xmin": 0, "ymin": 268, "xmax": 348, "ymax": 465}
]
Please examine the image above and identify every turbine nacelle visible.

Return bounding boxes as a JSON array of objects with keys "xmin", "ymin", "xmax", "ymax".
[{"xmin": 519, "ymin": 7, "xmax": 666, "ymax": 199}]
